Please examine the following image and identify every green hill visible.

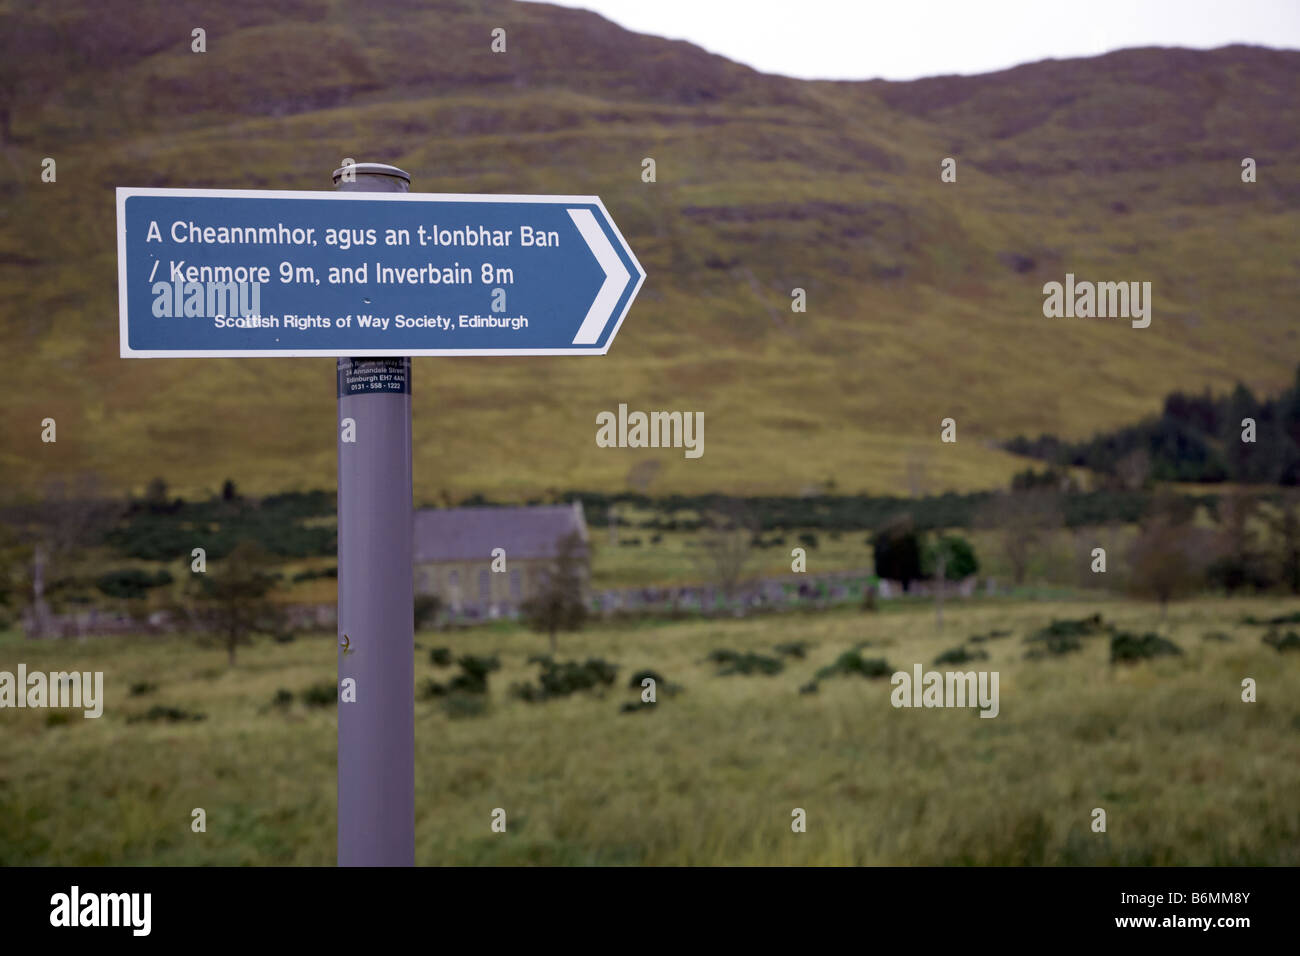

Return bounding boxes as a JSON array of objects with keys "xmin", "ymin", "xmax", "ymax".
[{"xmin": 1, "ymin": 0, "xmax": 1296, "ymax": 500}]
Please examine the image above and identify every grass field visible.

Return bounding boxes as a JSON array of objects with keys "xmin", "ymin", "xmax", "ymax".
[{"xmin": 2, "ymin": 595, "xmax": 1298, "ymax": 865}]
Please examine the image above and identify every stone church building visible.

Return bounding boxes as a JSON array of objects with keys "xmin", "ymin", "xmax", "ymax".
[{"xmin": 413, "ymin": 502, "xmax": 589, "ymax": 618}]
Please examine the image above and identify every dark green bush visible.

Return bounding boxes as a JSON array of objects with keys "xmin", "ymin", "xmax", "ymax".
[
  {"xmin": 1242, "ymin": 611, "xmax": 1300, "ymax": 626},
  {"xmin": 1024, "ymin": 615, "xmax": 1108, "ymax": 658},
  {"xmin": 814, "ymin": 651, "xmax": 891, "ymax": 680},
  {"xmin": 127, "ymin": 705, "xmax": 206, "ymax": 723},
  {"xmin": 271, "ymin": 688, "xmax": 293, "ymax": 707},
  {"xmin": 922, "ymin": 534, "xmax": 980, "ymax": 580},
  {"xmin": 129, "ymin": 681, "xmax": 157, "ymax": 697},
  {"xmin": 706, "ymin": 649, "xmax": 784, "ymax": 676},
  {"xmin": 302, "ymin": 682, "xmax": 338, "ymax": 707},
  {"xmin": 96, "ymin": 568, "xmax": 173, "ymax": 600},
  {"xmin": 414, "ymin": 595, "xmax": 443, "ymax": 630},
  {"xmin": 1263, "ymin": 630, "xmax": 1300, "ymax": 652},
  {"xmin": 511, "ymin": 657, "xmax": 618, "ymax": 701},
  {"xmin": 1036, "ymin": 614, "xmax": 1108, "ymax": 638},
  {"xmin": 933, "ymin": 646, "xmax": 989, "ymax": 666},
  {"xmin": 442, "ymin": 693, "xmax": 489, "ymax": 719},
  {"xmin": 429, "ymin": 646, "xmax": 453, "ymax": 667},
  {"xmin": 1110, "ymin": 631, "xmax": 1183, "ymax": 663},
  {"xmin": 292, "ymin": 566, "xmax": 337, "ymax": 582},
  {"xmin": 424, "ymin": 655, "xmax": 501, "ymax": 698},
  {"xmin": 774, "ymin": 641, "xmax": 810, "ymax": 659},
  {"xmin": 1024, "ymin": 636, "xmax": 1082, "ymax": 659}
]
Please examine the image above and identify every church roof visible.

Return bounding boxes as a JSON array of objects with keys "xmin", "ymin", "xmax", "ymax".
[{"xmin": 413, "ymin": 502, "xmax": 587, "ymax": 563}]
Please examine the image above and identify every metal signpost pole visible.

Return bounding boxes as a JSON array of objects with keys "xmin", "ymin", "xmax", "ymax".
[{"xmin": 333, "ymin": 162, "xmax": 415, "ymax": 866}]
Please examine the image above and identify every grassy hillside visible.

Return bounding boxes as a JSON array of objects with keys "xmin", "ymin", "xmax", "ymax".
[
  {"xmin": 3, "ymin": 597, "xmax": 1298, "ymax": 864},
  {"xmin": 0, "ymin": 0, "xmax": 1296, "ymax": 500}
]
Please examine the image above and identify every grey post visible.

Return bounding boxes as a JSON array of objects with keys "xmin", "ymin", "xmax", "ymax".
[{"xmin": 334, "ymin": 162, "xmax": 415, "ymax": 866}]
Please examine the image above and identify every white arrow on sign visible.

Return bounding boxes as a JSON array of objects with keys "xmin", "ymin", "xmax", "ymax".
[{"xmin": 568, "ymin": 208, "xmax": 632, "ymax": 345}]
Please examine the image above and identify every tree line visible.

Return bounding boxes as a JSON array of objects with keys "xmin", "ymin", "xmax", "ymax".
[{"xmin": 1006, "ymin": 365, "xmax": 1300, "ymax": 486}]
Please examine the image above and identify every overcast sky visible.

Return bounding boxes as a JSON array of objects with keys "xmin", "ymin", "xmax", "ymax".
[{"xmin": 523, "ymin": 0, "xmax": 1300, "ymax": 80}]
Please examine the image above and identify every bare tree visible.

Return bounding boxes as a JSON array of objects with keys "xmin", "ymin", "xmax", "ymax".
[
  {"xmin": 1270, "ymin": 490, "xmax": 1300, "ymax": 595},
  {"xmin": 626, "ymin": 460, "xmax": 661, "ymax": 495},
  {"xmin": 1114, "ymin": 448, "xmax": 1152, "ymax": 491},
  {"xmin": 691, "ymin": 498, "xmax": 758, "ymax": 611},
  {"xmin": 1207, "ymin": 491, "xmax": 1269, "ymax": 594},
  {"xmin": 185, "ymin": 540, "xmax": 289, "ymax": 666},
  {"xmin": 1127, "ymin": 492, "xmax": 1210, "ymax": 618},
  {"xmin": 975, "ymin": 489, "xmax": 1064, "ymax": 587},
  {"xmin": 904, "ymin": 449, "xmax": 932, "ymax": 498},
  {"xmin": 522, "ymin": 531, "xmax": 589, "ymax": 654},
  {"xmin": 7, "ymin": 474, "xmax": 123, "ymax": 638}
]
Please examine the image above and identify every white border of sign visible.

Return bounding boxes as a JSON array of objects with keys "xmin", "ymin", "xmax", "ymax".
[{"xmin": 116, "ymin": 187, "xmax": 647, "ymax": 358}]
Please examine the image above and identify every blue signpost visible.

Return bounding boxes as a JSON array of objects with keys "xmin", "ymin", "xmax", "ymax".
[
  {"xmin": 115, "ymin": 167, "xmax": 645, "ymax": 866},
  {"xmin": 116, "ymin": 186, "xmax": 645, "ymax": 356}
]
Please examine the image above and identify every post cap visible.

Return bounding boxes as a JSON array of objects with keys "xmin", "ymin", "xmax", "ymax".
[{"xmin": 331, "ymin": 162, "xmax": 412, "ymax": 186}]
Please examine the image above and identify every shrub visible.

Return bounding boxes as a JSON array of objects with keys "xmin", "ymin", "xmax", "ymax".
[
  {"xmin": 442, "ymin": 693, "xmax": 489, "ymax": 719},
  {"xmin": 773, "ymin": 641, "xmax": 810, "ymax": 659},
  {"xmin": 512, "ymin": 657, "xmax": 618, "ymax": 701},
  {"xmin": 933, "ymin": 646, "xmax": 989, "ymax": 666},
  {"xmin": 872, "ymin": 517, "xmax": 922, "ymax": 591},
  {"xmin": 706, "ymin": 649, "xmax": 784, "ymax": 676},
  {"xmin": 1024, "ymin": 636, "xmax": 1082, "ymax": 659},
  {"xmin": 271, "ymin": 688, "xmax": 294, "ymax": 707},
  {"xmin": 1024, "ymin": 615, "xmax": 1108, "ymax": 658},
  {"xmin": 1035, "ymin": 614, "xmax": 1108, "ymax": 638},
  {"xmin": 96, "ymin": 568, "xmax": 173, "ymax": 600},
  {"xmin": 627, "ymin": 669, "xmax": 665, "ymax": 689},
  {"xmin": 1242, "ymin": 611, "xmax": 1300, "ymax": 626},
  {"xmin": 302, "ymin": 682, "xmax": 338, "ymax": 707},
  {"xmin": 1263, "ymin": 630, "xmax": 1300, "ymax": 653},
  {"xmin": 455, "ymin": 654, "xmax": 500, "ymax": 687},
  {"xmin": 414, "ymin": 594, "xmax": 443, "ymax": 630},
  {"xmin": 429, "ymin": 647, "xmax": 453, "ymax": 667},
  {"xmin": 922, "ymin": 535, "xmax": 980, "ymax": 581},
  {"xmin": 969, "ymin": 630, "xmax": 1012, "ymax": 643},
  {"xmin": 127, "ymin": 705, "xmax": 206, "ymax": 723},
  {"xmin": 1110, "ymin": 631, "xmax": 1183, "ymax": 663},
  {"xmin": 815, "ymin": 651, "xmax": 891, "ymax": 680},
  {"xmin": 129, "ymin": 681, "xmax": 158, "ymax": 697},
  {"xmin": 292, "ymin": 566, "xmax": 338, "ymax": 582}
]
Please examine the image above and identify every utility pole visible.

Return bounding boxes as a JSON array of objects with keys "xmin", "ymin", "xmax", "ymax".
[{"xmin": 334, "ymin": 162, "xmax": 415, "ymax": 867}]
